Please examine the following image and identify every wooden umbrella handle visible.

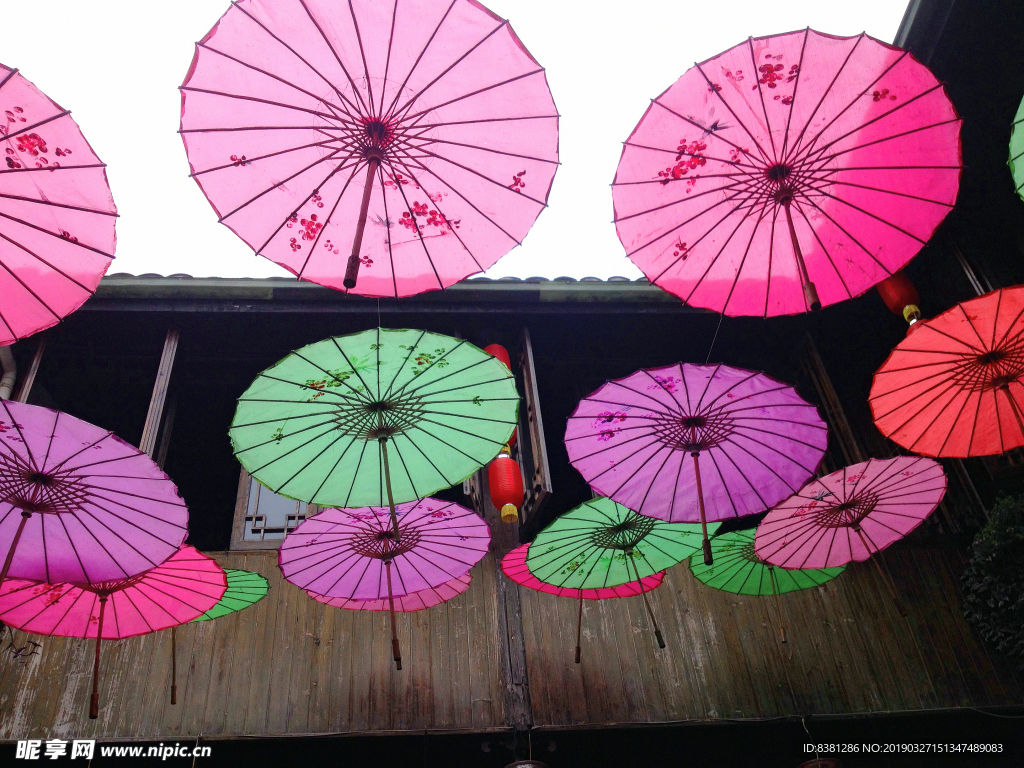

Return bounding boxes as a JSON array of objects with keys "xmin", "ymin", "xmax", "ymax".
[{"xmin": 344, "ymin": 159, "xmax": 380, "ymax": 289}]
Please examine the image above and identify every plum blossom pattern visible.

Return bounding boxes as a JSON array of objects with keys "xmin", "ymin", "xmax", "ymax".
[
  {"xmin": 658, "ymin": 138, "xmax": 707, "ymax": 186},
  {"xmin": 399, "ymin": 194, "xmax": 461, "ymax": 236},
  {"xmin": 647, "ymin": 375, "xmax": 680, "ymax": 392},
  {"xmin": 592, "ymin": 410, "xmax": 628, "ymax": 442},
  {"xmin": 508, "ymin": 170, "xmax": 526, "ymax": 192}
]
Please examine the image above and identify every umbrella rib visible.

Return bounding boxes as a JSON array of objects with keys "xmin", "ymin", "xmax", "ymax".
[
  {"xmin": 619, "ymin": 140, "xmax": 759, "ymax": 172},
  {"xmin": 648, "ymin": 98, "xmax": 766, "ymax": 163},
  {"xmin": 778, "ymin": 28, "xmax": 811, "ymax": 161},
  {"xmin": 721, "ymin": 193, "xmax": 776, "ymax": 315},
  {"xmin": 179, "ymin": 86, "xmax": 343, "ymax": 124},
  {"xmin": 1, "ymin": 109, "xmax": 72, "ymax": 144},
  {"xmin": 384, "ymin": 436, "xmax": 423, "ymax": 503},
  {"xmin": 747, "ymin": 36, "xmax": 779, "ymax": 162},
  {"xmin": 0, "ymin": 68, "xmax": 17, "ymax": 93},
  {"xmin": 791, "ymin": 192, "xmax": 890, "ymax": 275},
  {"xmin": 402, "ymin": 68, "xmax": 549, "ymax": 125},
  {"xmin": 391, "ymin": 19, "xmax": 509, "ymax": 121},
  {"xmin": 295, "ymin": 0, "xmax": 371, "ymax": 115},
  {"xmin": 0, "ymin": 191, "xmax": 117, "ymax": 217},
  {"xmin": 798, "ymin": 179, "xmax": 927, "ymax": 244},
  {"xmin": 0, "ymin": 400, "xmax": 39, "ymax": 467},
  {"xmin": 376, "ymin": 165, "xmax": 400, "ymax": 297},
  {"xmin": 0, "ymin": 247, "xmax": 63, "ymax": 321},
  {"xmin": 383, "ymin": 0, "xmax": 458, "ymax": 118},
  {"xmin": 347, "ymin": 0, "xmax": 375, "ymax": 115},
  {"xmin": 381, "ymin": 329, "xmax": 428, "ymax": 400},
  {"xmin": 0, "ymin": 163, "xmax": 107, "ymax": 177},
  {"xmin": 0, "ymin": 228, "xmax": 95, "ymax": 295},
  {"xmin": 384, "ymin": 158, "xmax": 447, "ymax": 289},
  {"xmin": 693, "ymin": 61, "xmax": 773, "ymax": 164},
  {"xmin": 408, "ymin": 114, "xmax": 558, "ymax": 131},
  {"xmin": 0, "ymin": 208, "xmax": 115, "ymax": 259},
  {"xmin": 616, "ymin": 166, "xmax": 762, "ymax": 225},
  {"xmin": 790, "ymin": 201, "xmax": 855, "ymax": 300},
  {"xmin": 252, "ymin": 372, "xmax": 366, "ymax": 404},
  {"xmin": 398, "ymin": 143, "xmax": 547, "ymax": 207},
  {"xmin": 191, "ymin": 137, "xmax": 341, "ymax": 178},
  {"xmin": 379, "ymin": 0, "xmax": 398, "ymax": 117},
  {"xmin": 227, "ymin": 1, "xmax": 362, "ymax": 118},
  {"xmin": 403, "ymin": 134, "xmax": 559, "ymax": 166}
]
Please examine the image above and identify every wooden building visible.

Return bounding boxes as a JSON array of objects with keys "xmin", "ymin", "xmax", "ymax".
[{"xmin": 4, "ymin": 1, "xmax": 1024, "ymax": 765}]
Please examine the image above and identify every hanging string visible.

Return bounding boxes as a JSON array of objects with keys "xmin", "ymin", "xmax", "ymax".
[
  {"xmin": 705, "ymin": 312, "xmax": 724, "ymax": 364},
  {"xmin": 377, "ymin": 297, "xmax": 381, "ymax": 329}
]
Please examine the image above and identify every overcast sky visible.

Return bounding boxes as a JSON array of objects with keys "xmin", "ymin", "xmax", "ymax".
[{"xmin": 3, "ymin": 1, "xmax": 907, "ymax": 280}]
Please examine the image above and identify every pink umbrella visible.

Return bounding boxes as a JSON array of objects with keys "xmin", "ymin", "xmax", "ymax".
[
  {"xmin": 502, "ymin": 542, "xmax": 666, "ymax": 663},
  {"xmin": 755, "ymin": 456, "xmax": 946, "ymax": 614},
  {"xmin": 612, "ymin": 29, "xmax": 960, "ymax": 316},
  {"xmin": 0, "ymin": 63, "xmax": 117, "ymax": 345},
  {"xmin": 0, "ymin": 546, "xmax": 226, "ymax": 718},
  {"xmin": 306, "ymin": 572, "xmax": 470, "ymax": 612},
  {"xmin": 565, "ymin": 363, "xmax": 827, "ymax": 564},
  {"xmin": 280, "ymin": 498, "xmax": 489, "ymax": 669},
  {"xmin": 180, "ymin": 0, "xmax": 558, "ymax": 298},
  {"xmin": 0, "ymin": 401, "xmax": 189, "ymax": 585}
]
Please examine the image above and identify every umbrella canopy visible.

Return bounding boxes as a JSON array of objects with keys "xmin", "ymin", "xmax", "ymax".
[
  {"xmin": 0, "ymin": 64, "xmax": 117, "ymax": 345},
  {"xmin": 870, "ymin": 286, "xmax": 1024, "ymax": 457},
  {"xmin": 502, "ymin": 542, "xmax": 665, "ymax": 599},
  {"xmin": 279, "ymin": 498, "xmax": 489, "ymax": 668},
  {"xmin": 180, "ymin": 0, "xmax": 558, "ymax": 298},
  {"xmin": 525, "ymin": 497, "xmax": 710, "ymax": 652},
  {"xmin": 1010, "ymin": 93, "xmax": 1024, "ymax": 201},
  {"xmin": 612, "ymin": 29, "xmax": 960, "ymax": 316},
  {"xmin": 0, "ymin": 401, "xmax": 189, "ymax": 585},
  {"xmin": 230, "ymin": 328, "xmax": 518, "ymax": 514},
  {"xmin": 691, "ymin": 528, "xmax": 844, "ymax": 595},
  {"xmin": 306, "ymin": 573, "xmax": 470, "ymax": 612},
  {"xmin": 564, "ymin": 363, "xmax": 827, "ymax": 562},
  {"xmin": 191, "ymin": 568, "xmax": 269, "ymax": 622},
  {"xmin": 0, "ymin": 546, "xmax": 225, "ymax": 718},
  {"xmin": 754, "ymin": 456, "xmax": 946, "ymax": 569}
]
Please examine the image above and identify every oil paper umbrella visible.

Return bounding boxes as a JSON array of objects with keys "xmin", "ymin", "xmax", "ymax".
[
  {"xmin": 503, "ymin": 541, "xmax": 665, "ymax": 663},
  {"xmin": 180, "ymin": 0, "xmax": 558, "ymax": 298},
  {"xmin": 0, "ymin": 400, "xmax": 189, "ymax": 585},
  {"xmin": 564, "ymin": 363, "xmax": 828, "ymax": 565},
  {"xmin": 690, "ymin": 528, "xmax": 845, "ymax": 642},
  {"xmin": 612, "ymin": 29, "xmax": 961, "ymax": 316},
  {"xmin": 870, "ymin": 286, "xmax": 1024, "ymax": 457},
  {"xmin": 0, "ymin": 546, "xmax": 226, "ymax": 719},
  {"xmin": 306, "ymin": 572, "xmax": 470, "ymax": 611},
  {"xmin": 755, "ymin": 456, "xmax": 946, "ymax": 616},
  {"xmin": 1010, "ymin": 93, "xmax": 1024, "ymax": 201},
  {"xmin": 191, "ymin": 568, "xmax": 269, "ymax": 622},
  {"xmin": 525, "ymin": 497, "xmax": 712, "ymax": 652},
  {"xmin": 0, "ymin": 63, "xmax": 117, "ymax": 345},
  {"xmin": 230, "ymin": 327, "xmax": 517, "ymax": 538},
  {"xmin": 279, "ymin": 498, "xmax": 489, "ymax": 669}
]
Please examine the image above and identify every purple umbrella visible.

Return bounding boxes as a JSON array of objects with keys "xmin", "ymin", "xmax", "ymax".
[
  {"xmin": 279, "ymin": 498, "xmax": 489, "ymax": 669},
  {"xmin": 0, "ymin": 401, "xmax": 188, "ymax": 585},
  {"xmin": 564, "ymin": 363, "xmax": 827, "ymax": 564}
]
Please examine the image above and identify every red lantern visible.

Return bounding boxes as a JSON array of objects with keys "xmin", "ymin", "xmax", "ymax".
[
  {"xmin": 489, "ymin": 453, "xmax": 524, "ymax": 524},
  {"xmin": 484, "ymin": 343, "xmax": 516, "ymax": 446},
  {"xmin": 876, "ymin": 272, "xmax": 921, "ymax": 327}
]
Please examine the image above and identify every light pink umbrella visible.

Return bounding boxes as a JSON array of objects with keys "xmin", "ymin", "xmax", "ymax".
[
  {"xmin": 564, "ymin": 363, "xmax": 828, "ymax": 564},
  {"xmin": 0, "ymin": 63, "xmax": 117, "ymax": 345},
  {"xmin": 755, "ymin": 456, "xmax": 946, "ymax": 614},
  {"xmin": 306, "ymin": 572, "xmax": 470, "ymax": 612},
  {"xmin": 612, "ymin": 30, "xmax": 960, "ymax": 316},
  {"xmin": 502, "ymin": 542, "xmax": 666, "ymax": 663},
  {"xmin": 0, "ymin": 401, "xmax": 189, "ymax": 586},
  {"xmin": 280, "ymin": 498, "xmax": 489, "ymax": 669},
  {"xmin": 0, "ymin": 546, "xmax": 226, "ymax": 718},
  {"xmin": 180, "ymin": 0, "xmax": 558, "ymax": 298}
]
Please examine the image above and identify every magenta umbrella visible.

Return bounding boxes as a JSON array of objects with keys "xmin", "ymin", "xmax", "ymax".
[
  {"xmin": 280, "ymin": 498, "xmax": 489, "ymax": 669},
  {"xmin": 306, "ymin": 573, "xmax": 470, "ymax": 612},
  {"xmin": 0, "ymin": 546, "xmax": 226, "ymax": 718},
  {"xmin": 564, "ymin": 363, "xmax": 828, "ymax": 564},
  {"xmin": 0, "ymin": 63, "xmax": 117, "ymax": 345},
  {"xmin": 612, "ymin": 29, "xmax": 960, "ymax": 316},
  {"xmin": 755, "ymin": 456, "xmax": 946, "ymax": 614},
  {"xmin": 502, "ymin": 542, "xmax": 665, "ymax": 663},
  {"xmin": 0, "ymin": 401, "xmax": 189, "ymax": 586},
  {"xmin": 180, "ymin": 0, "xmax": 558, "ymax": 298}
]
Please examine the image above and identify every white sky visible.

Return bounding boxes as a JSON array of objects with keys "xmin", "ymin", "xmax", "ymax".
[{"xmin": 4, "ymin": 1, "xmax": 907, "ymax": 280}]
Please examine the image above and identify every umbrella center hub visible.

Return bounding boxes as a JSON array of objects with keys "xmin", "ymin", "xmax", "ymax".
[
  {"xmin": 818, "ymin": 494, "xmax": 878, "ymax": 528},
  {"xmin": 361, "ymin": 118, "xmax": 395, "ymax": 158},
  {"xmin": 591, "ymin": 514, "xmax": 657, "ymax": 550},
  {"xmin": 765, "ymin": 163, "xmax": 791, "ymax": 184},
  {"xmin": 960, "ymin": 347, "xmax": 1024, "ymax": 391},
  {"xmin": 653, "ymin": 411, "xmax": 733, "ymax": 452},
  {"xmin": 0, "ymin": 458, "xmax": 88, "ymax": 515},
  {"xmin": 739, "ymin": 542, "xmax": 759, "ymax": 563},
  {"xmin": 350, "ymin": 526, "xmax": 422, "ymax": 559},
  {"xmin": 333, "ymin": 398, "xmax": 425, "ymax": 440}
]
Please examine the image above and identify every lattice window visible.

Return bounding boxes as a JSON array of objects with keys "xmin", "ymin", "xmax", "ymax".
[{"xmin": 230, "ymin": 468, "xmax": 316, "ymax": 550}]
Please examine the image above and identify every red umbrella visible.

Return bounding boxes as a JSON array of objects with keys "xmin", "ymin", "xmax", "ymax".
[
  {"xmin": 0, "ymin": 546, "xmax": 226, "ymax": 718},
  {"xmin": 0, "ymin": 64, "xmax": 118, "ymax": 344},
  {"xmin": 180, "ymin": 0, "xmax": 558, "ymax": 298},
  {"xmin": 612, "ymin": 29, "xmax": 960, "ymax": 315},
  {"xmin": 754, "ymin": 456, "xmax": 946, "ymax": 614},
  {"xmin": 870, "ymin": 286, "xmax": 1024, "ymax": 457},
  {"xmin": 0, "ymin": 401, "xmax": 189, "ymax": 586},
  {"xmin": 502, "ymin": 542, "xmax": 665, "ymax": 663}
]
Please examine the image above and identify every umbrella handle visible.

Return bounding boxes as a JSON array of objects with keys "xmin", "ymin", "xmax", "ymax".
[
  {"xmin": 691, "ymin": 452, "xmax": 713, "ymax": 566},
  {"xmin": 575, "ymin": 594, "xmax": 583, "ymax": 664},
  {"xmin": 385, "ymin": 560, "xmax": 402, "ymax": 670},
  {"xmin": 344, "ymin": 159, "xmax": 381, "ymax": 289},
  {"xmin": 0, "ymin": 511, "xmax": 30, "ymax": 584},
  {"xmin": 654, "ymin": 628, "xmax": 666, "ymax": 649},
  {"xmin": 783, "ymin": 200, "xmax": 820, "ymax": 311},
  {"xmin": 90, "ymin": 596, "xmax": 108, "ymax": 720},
  {"xmin": 379, "ymin": 436, "xmax": 401, "ymax": 543},
  {"xmin": 768, "ymin": 567, "xmax": 788, "ymax": 644},
  {"xmin": 171, "ymin": 626, "xmax": 177, "ymax": 705}
]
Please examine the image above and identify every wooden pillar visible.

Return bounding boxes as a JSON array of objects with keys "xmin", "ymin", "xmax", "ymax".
[
  {"xmin": 139, "ymin": 329, "xmax": 180, "ymax": 458},
  {"xmin": 13, "ymin": 336, "xmax": 46, "ymax": 404}
]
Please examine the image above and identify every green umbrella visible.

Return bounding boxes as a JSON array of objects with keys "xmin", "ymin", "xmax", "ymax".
[
  {"xmin": 526, "ymin": 497, "xmax": 714, "ymax": 649},
  {"xmin": 1011, "ymin": 93, "xmax": 1024, "ymax": 199},
  {"xmin": 230, "ymin": 328, "xmax": 518, "ymax": 536},
  {"xmin": 690, "ymin": 529, "xmax": 845, "ymax": 642},
  {"xmin": 191, "ymin": 569, "xmax": 269, "ymax": 622}
]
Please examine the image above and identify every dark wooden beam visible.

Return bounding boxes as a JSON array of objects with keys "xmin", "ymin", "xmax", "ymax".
[
  {"xmin": 13, "ymin": 336, "xmax": 46, "ymax": 404},
  {"xmin": 139, "ymin": 329, "xmax": 179, "ymax": 458}
]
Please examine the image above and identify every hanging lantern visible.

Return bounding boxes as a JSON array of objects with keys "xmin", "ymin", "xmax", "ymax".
[
  {"xmin": 484, "ymin": 343, "xmax": 517, "ymax": 446},
  {"xmin": 877, "ymin": 272, "xmax": 921, "ymax": 327},
  {"xmin": 489, "ymin": 450, "xmax": 524, "ymax": 524}
]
